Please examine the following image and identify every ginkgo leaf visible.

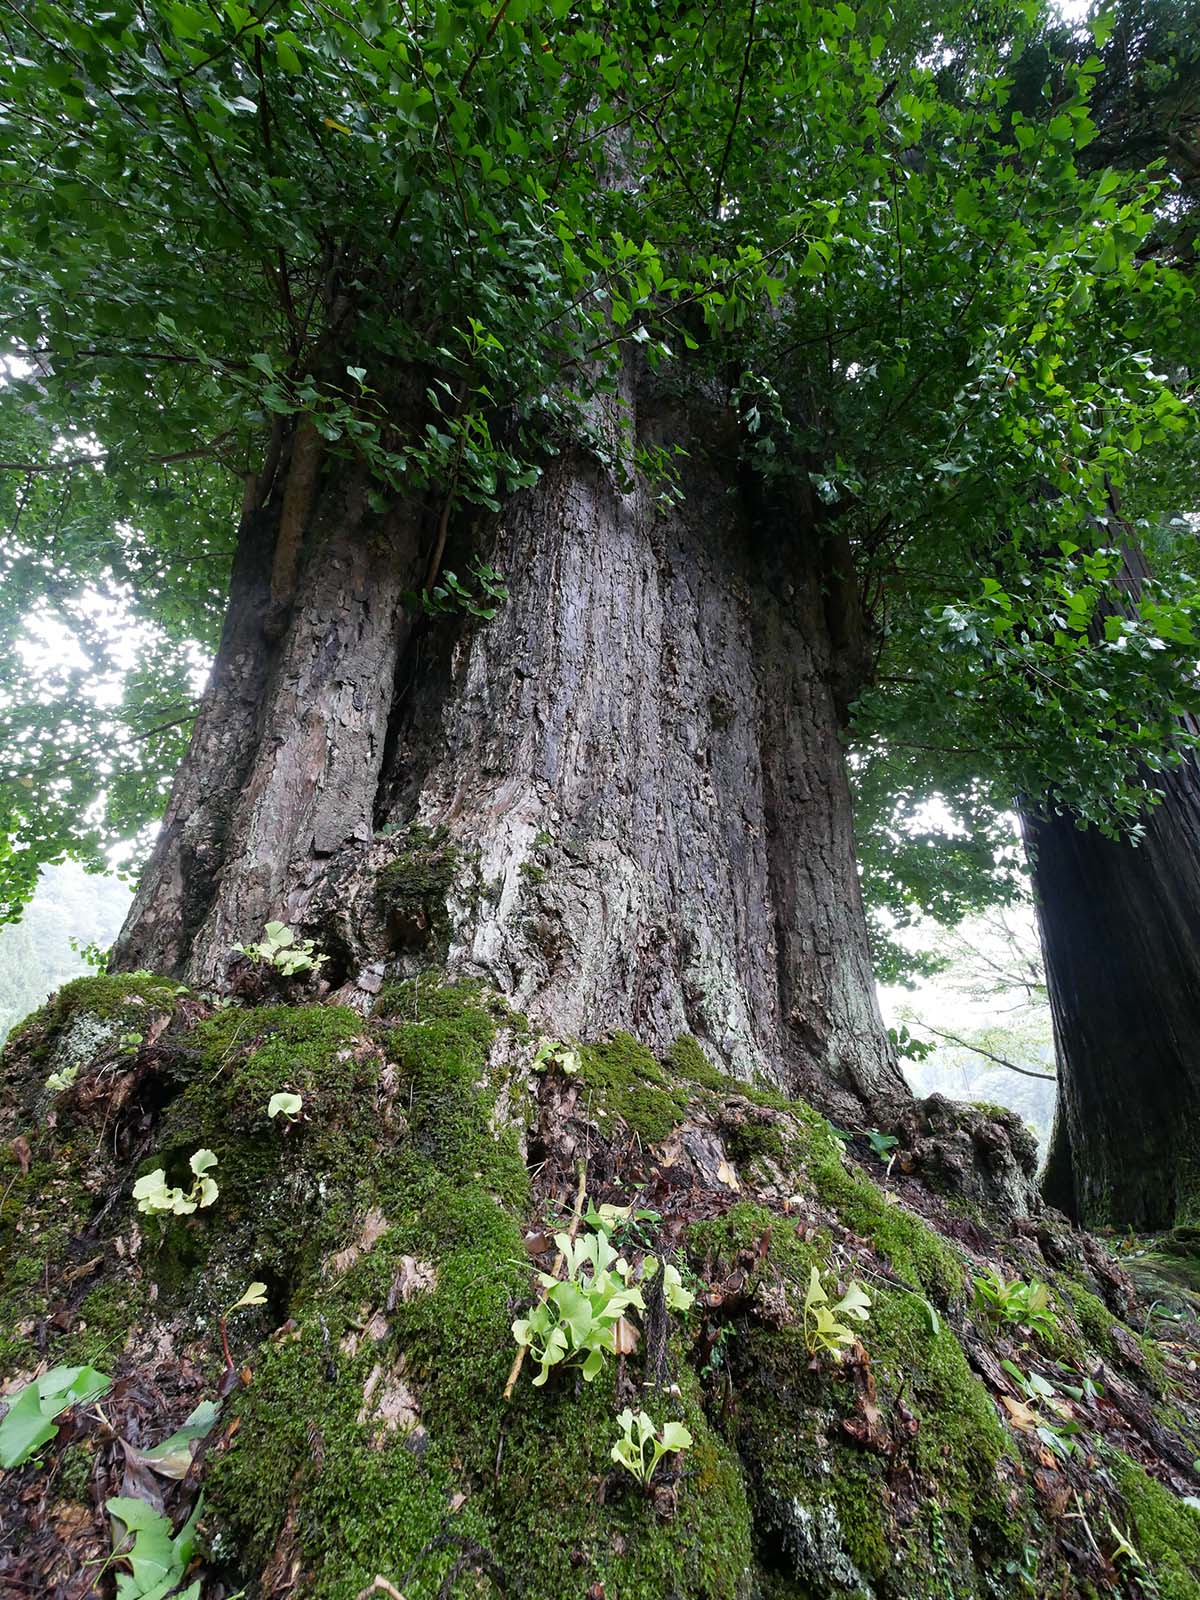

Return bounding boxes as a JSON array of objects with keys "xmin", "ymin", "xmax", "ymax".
[
  {"xmin": 834, "ymin": 1281, "xmax": 872, "ymax": 1321},
  {"xmin": 228, "ymin": 1282, "xmax": 268, "ymax": 1314}
]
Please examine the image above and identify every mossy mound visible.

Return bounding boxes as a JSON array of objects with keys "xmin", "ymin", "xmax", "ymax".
[{"xmin": 2, "ymin": 983, "xmax": 1200, "ymax": 1598}]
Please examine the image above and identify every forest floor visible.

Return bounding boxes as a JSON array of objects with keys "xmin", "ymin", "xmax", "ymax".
[{"xmin": 2, "ymin": 972, "xmax": 1200, "ymax": 1599}]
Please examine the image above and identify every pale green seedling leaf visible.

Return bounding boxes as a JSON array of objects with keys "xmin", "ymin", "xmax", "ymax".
[
  {"xmin": 227, "ymin": 1283, "xmax": 268, "ymax": 1313},
  {"xmin": 133, "ymin": 1401, "xmax": 220, "ymax": 1479},
  {"xmin": 0, "ymin": 1363, "xmax": 113, "ymax": 1468},
  {"xmin": 834, "ymin": 1281, "xmax": 872, "ymax": 1321}
]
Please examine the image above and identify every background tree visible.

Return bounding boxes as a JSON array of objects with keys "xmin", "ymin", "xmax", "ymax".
[
  {"xmin": 1009, "ymin": 5, "xmax": 1200, "ymax": 1230},
  {"xmin": 882, "ymin": 908, "xmax": 1056, "ymax": 1146}
]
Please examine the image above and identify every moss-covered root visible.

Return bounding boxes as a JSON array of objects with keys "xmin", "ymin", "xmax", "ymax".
[
  {"xmin": 3, "ymin": 982, "xmax": 1200, "ymax": 1600},
  {"xmin": 201, "ymin": 996, "xmax": 752, "ymax": 1600}
]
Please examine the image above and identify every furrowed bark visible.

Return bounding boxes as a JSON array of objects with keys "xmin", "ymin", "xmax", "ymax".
[
  {"xmin": 115, "ymin": 390, "xmax": 907, "ymax": 1118},
  {"xmin": 1026, "ymin": 760, "xmax": 1200, "ymax": 1230}
]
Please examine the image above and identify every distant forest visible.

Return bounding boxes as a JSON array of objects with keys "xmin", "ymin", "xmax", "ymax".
[{"xmin": 0, "ymin": 863, "xmax": 131, "ymax": 1043}]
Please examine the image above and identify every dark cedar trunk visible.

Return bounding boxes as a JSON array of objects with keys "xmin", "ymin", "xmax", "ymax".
[
  {"xmin": 114, "ymin": 395, "xmax": 908, "ymax": 1119},
  {"xmin": 1024, "ymin": 544, "xmax": 1200, "ymax": 1229},
  {"xmin": 1025, "ymin": 761, "xmax": 1200, "ymax": 1230}
]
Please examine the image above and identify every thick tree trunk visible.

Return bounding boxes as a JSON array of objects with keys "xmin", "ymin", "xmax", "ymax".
[
  {"xmin": 1025, "ymin": 761, "xmax": 1200, "ymax": 1230},
  {"xmin": 1024, "ymin": 544, "xmax": 1200, "ymax": 1229},
  {"xmin": 114, "ymin": 395, "xmax": 907, "ymax": 1118}
]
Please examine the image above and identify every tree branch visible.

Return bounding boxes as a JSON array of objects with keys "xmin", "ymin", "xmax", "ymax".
[
  {"xmin": 711, "ymin": 0, "xmax": 757, "ymax": 217},
  {"xmin": 917, "ymin": 1022, "xmax": 1057, "ymax": 1082}
]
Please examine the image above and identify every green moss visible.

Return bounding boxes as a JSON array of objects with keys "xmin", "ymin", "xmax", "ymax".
[
  {"xmin": 74, "ymin": 1280, "xmax": 145, "ymax": 1364},
  {"xmin": 1061, "ymin": 1281, "xmax": 1119, "ymax": 1351},
  {"xmin": 722, "ymin": 1271, "xmax": 1019, "ymax": 1594},
  {"xmin": 1053, "ymin": 1278, "xmax": 1166, "ymax": 1390},
  {"xmin": 1112, "ymin": 1452, "xmax": 1200, "ymax": 1600},
  {"xmin": 206, "ymin": 990, "xmax": 753, "ymax": 1600},
  {"xmin": 689, "ymin": 1201, "xmax": 818, "ymax": 1270},
  {"xmin": 56, "ymin": 1439, "xmax": 96, "ymax": 1503},
  {"xmin": 5, "ymin": 984, "xmax": 1180, "ymax": 1599},
  {"xmin": 3, "ymin": 970, "xmax": 184, "ymax": 1069},
  {"xmin": 688, "ymin": 1199, "xmax": 1022, "ymax": 1594},
  {"xmin": 725, "ymin": 1118, "xmax": 786, "ymax": 1170},
  {"xmin": 578, "ymin": 1032, "xmax": 689, "ymax": 1144},
  {"xmin": 6, "ymin": 972, "xmax": 180, "ymax": 1053},
  {"xmin": 872, "ymin": 1290, "xmax": 1011, "ymax": 1521},
  {"xmin": 194, "ymin": 1003, "xmax": 367, "ymax": 1130},
  {"xmin": 376, "ymin": 825, "xmax": 460, "ymax": 951},
  {"xmin": 666, "ymin": 1034, "xmax": 729, "ymax": 1092},
  {"xmin": 131, "ymin": 1004, "xmax": 389, "ymax": 1320},
  {"xmin": 745, "ymin": 1075, "xmax": 796, "ymax": 1113},
  {"xmin": 0, "ymin": 1157, "xmax": 99, "ymax": 1371},
  {"xmin": 806, "ymin": 1145, "xmax": 966, "ymax": 1306}
]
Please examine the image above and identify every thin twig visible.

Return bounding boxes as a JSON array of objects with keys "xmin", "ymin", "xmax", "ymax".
[
  {"xmin": 917, "ymin": 1022, "xmax": 1057, "ymax": 1082},
  {"xmin": 711, "ymin": 0, "xmax": 757, "ymax": 217},
  {"xmin": 355, "ymin": 1580, "xmax": 406, "ymax": 1600}
]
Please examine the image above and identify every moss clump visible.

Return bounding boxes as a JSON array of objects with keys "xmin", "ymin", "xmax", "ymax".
[
  {"xmin": 738, "ymin": 1300, "xmax": 1016, "ymax": 1592},
  {"xmin": 56, "ymin": 1439, "xmax": 96, "ymax": 1504},
  {"xmin": 17, "ymin": 970, "xmax": 183, "ymax": 1033},
  {"xmin": 578, "ymin": 1032, "xmax": 689, "ymax": 1144},
  {"xmin": 6, "ymin": 977, "xmax": 1192, "ymax": 1600},
  {"xmin": 807, "ymin": 1146, "xmax": 966, "ymax": 1306},
  {"xmin": 872, "ymin": 1291, "xmax": 1012, "ymax": 1524},
  {"xmin": 74, "ymin": 1280, "xmax": 146, "ymax": 1365},
  {"xmin": 666, "ymin": 1033, "xmax": 729, "ymax": 1092},
  {"xmin": 206, "ymin": 988, "xmax": 754, "ymax": 1600},
  {"xmin": 193, "ymin": 1003, "xmax": 367, "ymax": 1132},
  {"xmin": 145, "ymin": 1010, "xmax": 387, "ymax": 1318},
  {"xmin": 688, "ymin": 1202, "xmax": 833, "ymax": 1311},
  {"xmin": 695, "ymin": 1208, "xmax": 1021, "ymax": 1596},
  {"xmin": 374, "ymin": 971, "xmax": 500, "ymax": 1035},
  {"xmin": 376, "ymin": 825, "xmax": 460, "ymax": 951},
  {"xmin": 725, "ymin": 1117, "xmax": 786, "ymax": 1170},
  {"xmin": 1053, "ymin": 1278, "xmax": 1168, "ymax": 1391},
  {"xmin": 663, "ymin": 1033, "xmax": 801, "ymax": 1115},
  {"xmin": 1112, "ymin": 1452, "xmax": 1200, "ymax": 1600},
  {"xmin": 1061, "ymin": 1280, "xmax": 1120, "ymax": 1352},
  {"xmin": 3, "ymin": 971, "xmax": 183, "ymax": 1076},
  {"xmin": 0, "ymin": 1155, "xmax": 112, "ymax": 1372}
]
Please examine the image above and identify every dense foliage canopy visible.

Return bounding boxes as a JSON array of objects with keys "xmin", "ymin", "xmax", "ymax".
[{"xmin": 1, "ymin": 0, "xmax": 1198, "ymax": 928}]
